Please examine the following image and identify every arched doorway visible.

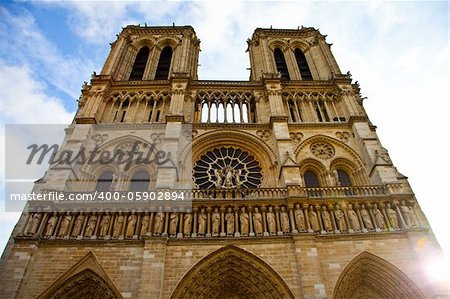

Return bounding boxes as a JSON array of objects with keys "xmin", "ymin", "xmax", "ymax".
[
  {"xmin": 333, "ymin": 251, "xmax": 426, "ymax": 299},
  {"xmin": 171, "ymin": 245, "xmax": 295, "ymax": 299}
]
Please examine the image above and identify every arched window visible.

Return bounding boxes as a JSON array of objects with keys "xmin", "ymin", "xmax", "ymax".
[
  {"xmin": 337, "ymin": 169, "xmax": 352, "ymax": 186},
  {"xmin": 273, "ymin": 48, "xmax": 290, "ymax": 80},
  {"xmin": 155, "ymin": 46, "xmax": 173, "ymax": 80},
  {"xmin": 129, "ymin": 47, "xmax": 150, "ymax": 81},
  {"xmin": 129, "ymin": 171, "xmax": 150, "ymax": 191},
  {"xmin": 96, "ymin": 171, "xmax": 113, "ymax": 191},
  {"xmin": 294, "ymin": 48, "xmax": 313, "ymax": 80},
  {"xmin": 304, "ymin": 170, "xmax": 320, "ymax": 187},
  {"xmin": 315, "ymin": 100, "xmax": 330, "ymax": 122}
]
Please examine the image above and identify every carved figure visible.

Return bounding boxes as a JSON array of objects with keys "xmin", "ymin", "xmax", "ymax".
[
  {"xmin": 28, "ymin": 213, "xmax": 42, "ymax": 235},
  {"xmin": 386, "ymin": 203, "xmax": 399, "ymax": 229},
  {"xmin": 372, "ymin": 204, "xmax": 385, "ymax": 229},
  {"xmin": 321, "ymin": 206, "xmax": 332, "ymax": 231},
  {"xmin": 153, "ymin": 209, "xmax": 165, "ymax": 235},
  {"xmin": 400, "ymin": 201, "xmax": 415, "ymax": 227},
  {"xmin": 45, "ymin": 214, "xmax": 58, "ymax": 237},
  {"xmin": 113, "ymin": 214, "xmax": 124, "ymax": 237},
  {"xmin": 198, "ymin": 208, "xmax": 207, "ymax": 235},
  {"xmin": 140, "ymin": 215, "xmax": 149, "ymax": 236},
  {"xmin": 360, "ymin": 204, "xmax": 373, "ymax": 230},
  {"xmin": 58, "ymin": 214, "xmax": 72, "ymax": 237},
  {"xmin": 266, "ymin": 206, "xmax": 276, "ymax": 234},
  {"xmin": 334, "ymin": 205, "xmax": 347, "ymax": 231},
  {"xmin": 295, "ymin": 205, "xmax": 306, "ymax": 231},
  {"xmin": 99, "ymin": 214, "xmax": 111, "ymax": 237},
  {"xmin": 183, "ymin": 211, "xmax": 192, "ymax": 235},
  {"xmin": 347, "ymin": 205, "xmax": 360, "ymax": 231},
  {"xmin": 309, "ymin": 206, "xmax": 320, "ymax": 232},
  {"xmin": 85, "ymin": 215, "xmax": 97, "ymax": 237},
  {"xmin": 225, "ymin": 207, "xmax": 234, "ymax": 235},
  {"xmin": 169, "ymin": 213, "xmax": 178, "ymax": 236},
  {"xmin": 253, "ymin": 207, "xmax": 263, "ymax": 235},
  {"xmin": 72, "ymin": 214, "xmax": 85, "ymax": 237},
  {"xmin": 212, "ymin": 208, "xmax": 220, "ymax": 236},
  {"xmin": 240, "ymin": 207, "xmax": 249, "ymax": 235},
  {"xmin": 280, "ymin": 207, "xmax": 290, "ymax": 233},
  {"xmin": 126, "ymin": 214, "xmax": 137, "ymax": 237}
]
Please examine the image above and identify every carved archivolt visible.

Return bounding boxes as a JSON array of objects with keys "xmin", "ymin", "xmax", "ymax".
[
  {"xmin": 333, "ymin": 251, "xmax": 426, "ymax": 299},
  {"xmin": 37, "ymin": 252, "xmax": 122, "ymax": 299},
  {"xmin": 171, "ymin": 245, "xmax": 295, "ymax": 299}
]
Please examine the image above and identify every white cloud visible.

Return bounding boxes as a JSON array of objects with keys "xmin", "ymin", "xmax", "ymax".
[{"xmin": 0, "ymin": 7, "xmax": 95, "ymax": 99}]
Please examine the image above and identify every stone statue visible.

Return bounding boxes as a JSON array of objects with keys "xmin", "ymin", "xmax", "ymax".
[
  {"xmin": 294, "ymin": 204, "xmax": 306, "ymax": 231},
  {"xmin": 372, "ymin": 204, "xmax": 385, "ymax": 229},
  {"xmin": 253, "ymin": 207, "xmax": 263, "ymax": 235},
  {"xmin": 347, "ymin": 205, "xmax": 360, "ymax": 231},
  {"xmin": 58, "ymin": 214, "xmax": 72, "ymax": 237},
  {"xmin": 45, "ymin": 214, "xmax": 58, "ymax": 237},
  {"xmin": 140, "ymin": 215, "xmax": 149, "ymax": 236},
  {"xmin": 183, "ymin": 211, "xmax": 192, "ymax": 236},
  {"xmin": 266, "ymin": 206, "xmax": 276, "ymax": 235},
  {"xmin": 153, "ymin": 208, "xmax": 165, "ymax": 235},
  {"xmin": 360, "ymin": 204, "xmax": 373, "ymax": 230},
  {"xmin": 400, "ymin": 201, "xmax": 415, "ymax": 227},
  {"xmin": 126, "ymin": 214, "xmax": 137, "ymax": 237},
  {"xmin": 224, "ymin": 167, "xmax": 234, "ymax": 188},
  {"xmin": 214, "ymin": 168, "xmax": 223, "ymax": 188},
  {"xmin": 110, "ymin": 173, "xmax": 119, "ymax": 191},
  {"xmin": 99, "ymin": 214, "xmax": 111, "ymax": 237},
  {"xmin": 239, "ymin": 207, "xmax": 249, "ymax": 236},
  {"xmin": 28, "ymin": 213, "xmax": 42, "ymax": 235},
  {"xmin": 212, "ymin": 208, "xmax": 220, "ymax": 237},
  {"xmin": 308, "ymin": 206, "xmax": 320, "ymax": 232},
  {"xmin": 113, "ymin": 214, "xmax": 124, "ymax": 237},
  {"xmin": 334, "ymin": 205, "xmax": 347, "ymax": 231},
  {"xmin": 333, "ymin": 169, "xmax": 340, "ymax": 186},
  {"xmin": 386, "ymin": 203, "xmax": 399, "ymax": 229},
  {"xmin": 280, "ymin": 207, "xmax": 290, "ymax": 233},
  {"xmin": 169, "ymin": 213, "xmax": 178, "ymax": 236},
  {"xmin": 198, "ymin": 208, "xmax": 207, "ymax": 236},
  {"xmin": 85, "ymin": 215, "xmax": 97, "ymax": 237},
  {"xmin": 225, "ymin": 207, "xmax": 234, "ymax": 235},
  {"xmin": 321, "ymin": 206, "xmax": 333, "ymax": 232},
  {"xmin": 72, "ymin": 214, "xmax": 85, "ymax": 237},
  {"xmin": 235, "ymin": 169, "xmax": 242, "ymax": 188}
]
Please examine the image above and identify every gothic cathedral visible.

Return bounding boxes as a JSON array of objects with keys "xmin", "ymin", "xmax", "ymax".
[{"xmin": 0, "ymin": 25, "xmax": 447, "ymax": 298}]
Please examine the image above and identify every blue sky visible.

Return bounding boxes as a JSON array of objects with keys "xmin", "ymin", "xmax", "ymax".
[{"xmin": 0, "ymin": 0, "xmax": 449, "ymax": 271}]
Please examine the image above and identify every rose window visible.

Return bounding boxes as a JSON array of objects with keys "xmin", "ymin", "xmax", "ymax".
[
  {"xmin": 310, "ymin": 142, "xmax": 335, "ymax": 160},
  {"xmin": 193, "ymin": 147, "xmax": 262, "ymax": 189}
]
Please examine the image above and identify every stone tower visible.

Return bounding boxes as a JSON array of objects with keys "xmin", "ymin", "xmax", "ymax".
[{"xmin": 0, "ymin": 25, "xmax": 447, "ymax": 298}]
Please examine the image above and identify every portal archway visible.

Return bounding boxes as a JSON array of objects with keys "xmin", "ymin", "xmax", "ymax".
[
  {"xmin": 333, "ymin": 251, "xmax": 426, "ymax": 299},
  {"xmin": 171, "ymin": 245, "xmax": 294, "ymax": 299}
]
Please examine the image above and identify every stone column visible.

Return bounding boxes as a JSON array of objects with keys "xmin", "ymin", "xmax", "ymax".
[
  {"xmin": 220, "ymin": 207, "xmax": 226, "ymax": 237},
  {"xmin": 234, "ymin": 206, "xmax": 240, "ymax": 237},
  {"xmin": 275, "ymin": 206, "xmax": 282, "ymax": 236},
  {"xmin": 206, "ymin": 207, "xmax": 212, "ymax": 238},
  {"xmin": 288, "ymin": 204, "xmax": 298, "ymax": 234},
  {"xmin": 262, "ymin": 206, "xmax": 269, "ymax": 237},
  {"xmin": 192, "ymin": 208, "xmax": 198, "ymax": 238}
]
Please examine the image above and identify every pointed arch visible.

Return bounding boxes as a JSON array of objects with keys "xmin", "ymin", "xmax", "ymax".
[
  {"xmin": 155, "ymin": 46, "xmax": 173, "ymax": 80},
  {"xmin": 170, "ymin": 245, "xmax": 295, "ymax": 299},
  {"xmin": 274, "ymin": 48, "xmax": 290, "ymax": 80},
  {"xmin": 129, "ymin": 46, "xmax": 150, "ymax": 80},
  {"xmin": 333, "ymin": 251, "xmax": 426, "ymax": 299},
  {"xmin": 38, "ymin": 252, "xmax": 122, "ymax": 299}
]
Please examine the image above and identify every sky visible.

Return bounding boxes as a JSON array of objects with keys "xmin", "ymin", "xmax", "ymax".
[{"xmin": 0, "ymin": 0, "xmax": 448, "ymax": 272}]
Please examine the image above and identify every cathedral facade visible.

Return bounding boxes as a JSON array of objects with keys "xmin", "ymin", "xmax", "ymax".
[{"xmin": 0, "ymin": 25, "xmax": 447, "ymax": 298}]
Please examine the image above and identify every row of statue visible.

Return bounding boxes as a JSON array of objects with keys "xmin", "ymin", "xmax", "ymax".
[{"xmin": 22, "ymin": 201, "xmax": 419, "ymax": 239}]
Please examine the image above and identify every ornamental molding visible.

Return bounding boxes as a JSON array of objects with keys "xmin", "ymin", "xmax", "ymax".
[{"xmin": 310, "ymin": 142, "xmax": 335, "ymax": 160}]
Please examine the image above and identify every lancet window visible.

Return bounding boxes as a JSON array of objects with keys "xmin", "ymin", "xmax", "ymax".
[{"xmin": 195, "ymin": 91, "xmax": 256, "ymax": 124}]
